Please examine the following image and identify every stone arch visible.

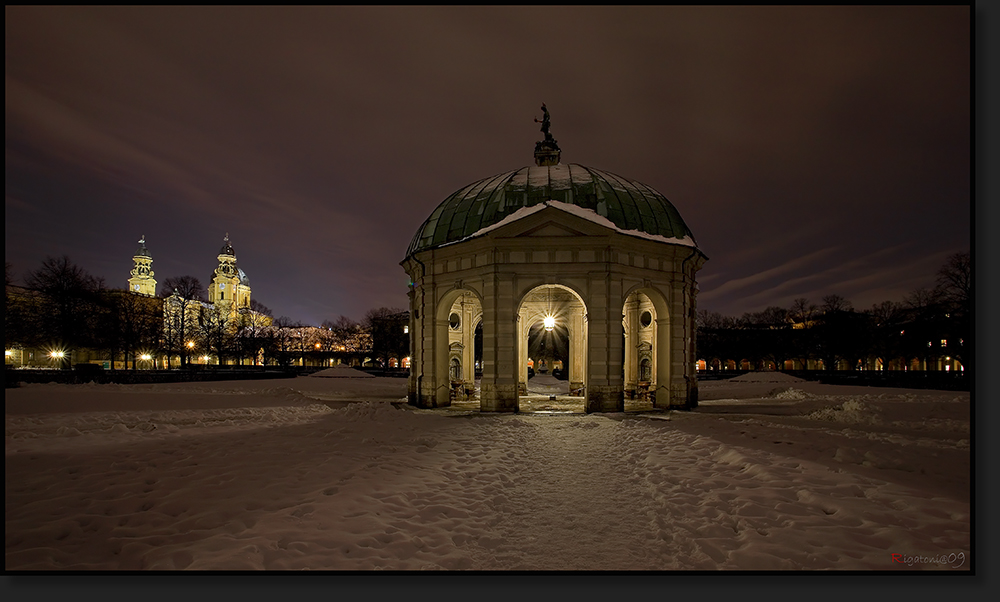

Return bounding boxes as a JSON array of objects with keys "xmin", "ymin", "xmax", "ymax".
[
  {"xmin": 515, "ymin": 283, "xmax": 589, "ymax": 408},
  {"xmin": 622, "ymin": 284, "xmax": 674, "ymax": 409},
  {"xmin": 426, "ymin": 286, "xmax": 483, "ymax": 407}
]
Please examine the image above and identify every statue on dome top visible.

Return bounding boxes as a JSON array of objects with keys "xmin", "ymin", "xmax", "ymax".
[
  {"xmin": 534, "ymin": 103, "xmax": 554, "ymax": 142},
  {"xmin": 533, "ymin": 103, "xmax": 561, "ymax": 166}
]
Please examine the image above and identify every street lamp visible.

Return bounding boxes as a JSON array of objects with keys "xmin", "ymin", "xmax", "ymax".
[{"xmin": 49, "ymin": 350, "xmax": 66, "ymax": 369}]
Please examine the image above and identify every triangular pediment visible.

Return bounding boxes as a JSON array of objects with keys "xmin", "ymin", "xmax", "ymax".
[
  {"xmin": 518, "ymin": 221, "xmax": 589, "ymax": 238},
  {"xmin": 489, "ymin": 204, "xmax": 615, "ymax": 240}
]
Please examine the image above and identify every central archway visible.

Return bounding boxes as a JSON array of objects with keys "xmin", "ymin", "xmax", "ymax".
[{"xmin": 516, "ymin": 284, "xmax": 588, "ymax": 412}]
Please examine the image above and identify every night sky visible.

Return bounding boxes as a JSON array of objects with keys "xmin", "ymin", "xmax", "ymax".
[{"xmin": 5, "ymin": 6, "xmax": 972, "ymax": 326}]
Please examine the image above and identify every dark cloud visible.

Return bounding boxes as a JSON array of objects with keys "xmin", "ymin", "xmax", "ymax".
[{"xmin": 5, "ymin": 6, "xmax": 970, "ymax": 323}]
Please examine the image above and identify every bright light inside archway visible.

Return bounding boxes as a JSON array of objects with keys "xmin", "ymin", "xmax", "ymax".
[{"xmin": 543, "ymin": 315, "xmax": 556, "ymax": 331}]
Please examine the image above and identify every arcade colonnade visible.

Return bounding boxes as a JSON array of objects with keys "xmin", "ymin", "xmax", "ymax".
[{"xmin": 402, "ymin": 204, "xmax": 705, "ymax": 413}]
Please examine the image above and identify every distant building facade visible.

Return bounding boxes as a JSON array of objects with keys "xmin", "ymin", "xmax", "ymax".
[
  {"xmin": 128, "ymin": 236, "xmax": 156, "ymax": 296},
  {"xmin": 161, "ymin": 233, "xmax": 270, "ymax": 367}
]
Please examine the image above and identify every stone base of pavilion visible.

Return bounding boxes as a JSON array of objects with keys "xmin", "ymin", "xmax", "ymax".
[{"xmin": 426, "ymin": 374, "xmax": 662, "ymax": 415}]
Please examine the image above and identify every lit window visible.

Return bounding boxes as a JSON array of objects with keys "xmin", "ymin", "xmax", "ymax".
[
  {"xmin": 404, "ymin": 326, "xmax": 409, "ymax": 334},
  {"xmin": 941, "ymin": 339, "xmax": 947, "ymax": 347}
]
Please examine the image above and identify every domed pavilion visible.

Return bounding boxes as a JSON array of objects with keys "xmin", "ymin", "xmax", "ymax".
[{"xmin": 401, "ymin": 106, "xmax": 707, "ymax": 413}]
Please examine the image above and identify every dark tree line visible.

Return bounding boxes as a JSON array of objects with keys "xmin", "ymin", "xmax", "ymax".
[
  {"xmin": 696, "ymin": 252, "xmax": 971, "ymax": 373},
  {"xmin": 5, "ymin": 258, "xmax": 276, "ymax": 369},
  {"xmin": 6, "ymin": 257, "xmax": 162, "ymax": 369},
  {"xmin": 7, "ymin": 257, "xmax": 414, "ymax": 371}
]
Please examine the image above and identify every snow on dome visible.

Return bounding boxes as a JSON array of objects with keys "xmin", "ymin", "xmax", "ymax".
[
  {"xmin": 438, "ymin": 200, "xmax": 697, "ymax": 250},
  {"xmin": 405, "ymin": 163, "xmax": 698, "ymax": 257}
]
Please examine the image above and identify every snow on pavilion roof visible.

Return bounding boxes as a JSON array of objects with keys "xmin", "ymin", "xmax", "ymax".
[{"xmin": 405, "ymin": 163, "xmax": 698, "ymax": 258}]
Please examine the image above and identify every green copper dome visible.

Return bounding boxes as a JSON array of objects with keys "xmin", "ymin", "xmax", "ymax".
[{"xmin": 406, "ymin": 163, "xmax": 697, "ymax": 257}]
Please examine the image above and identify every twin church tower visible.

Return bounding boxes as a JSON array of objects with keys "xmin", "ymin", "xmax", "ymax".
[{"xmin": 127, "ymin": 233, "xmax": 253, "ymax": 313}]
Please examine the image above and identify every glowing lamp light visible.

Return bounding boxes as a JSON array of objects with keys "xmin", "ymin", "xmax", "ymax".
[
  {"xmin": 187, "ymin": 341, "xmax": 195, "ymax": 349},
  {"xmin": 140, "ymin": 354, "xmax": 152, "ymax": 361},
  {"xmin": 543, "ymin": 315, "xmax": 556, "ymax": 332},
  {"xmin": 50, "ymin": 351, "xmax": 65, "ymax": 358}
]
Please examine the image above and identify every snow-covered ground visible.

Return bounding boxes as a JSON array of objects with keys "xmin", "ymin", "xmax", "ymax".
[{"xmin": 5, "ymin": 370, "xmax": 970, "ymax": 571}]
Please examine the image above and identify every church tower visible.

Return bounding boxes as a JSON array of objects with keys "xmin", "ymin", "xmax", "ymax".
[
  {"xmin": 128, "ymin": 235, "xmax": 156, "ymax": 296},
  {"xmin": 208, "ymin": 233, "xmax": 251, "ymax": 318}
]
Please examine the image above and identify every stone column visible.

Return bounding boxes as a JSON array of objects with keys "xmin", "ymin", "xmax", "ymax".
[
  {"xmin": 687, "ymin": 289, "xmax": 699, "ymax": 408},
  {"xmin": 462, "ymin": 302, "xmax": 475, "ymax": 391},
  {"xmin": 407, "ymin": 286, "xmax": 419, "ymax": 405},
  {"xmin": 433, "ymin": 316, "xmax": 452, "ymax": 407},
  {"xmin": 653, "ymin": 316, "xmax": 672, "ymax": 409},
  {"xmin": 623, "ymin": 295, "xmax": 639, "ymax": 398},
  {"xmin": 666, "ymin": 280, "xmax": 689, "ymax": 409},
  {"xmin": 518, "ymin": 308, "xmax": 529, "ymax": 393},
  {"xmin": 480, "ymin": 275, "xmax": 518, "ymax": 412},
  {"xmin": 585, "ymin": 275, "xmax": 624, "ymax": 413},
  {"xmin": 413, "ymin": 283, "xmax": 446, "ymax": 408},
  {"xmin": 569, "ymin": 306, "xmax": 586, "ymax": 395}
]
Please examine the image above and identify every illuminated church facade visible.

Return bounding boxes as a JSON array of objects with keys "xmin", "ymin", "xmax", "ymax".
[
  {"xmin": 131, "ymin": 233, "xmax": 252, "ymax": 315},
  {"xmin": 203, "ymin": 234, "xmax": 253, "ymax": 316},
  {"xmin": 131, "ymin": 233, "xmax": 266, "ymax": 367}
]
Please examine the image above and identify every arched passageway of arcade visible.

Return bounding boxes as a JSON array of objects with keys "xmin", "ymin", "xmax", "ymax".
[{"xmin": 516, "ymin": 284, "xmax": 587, "ymax": 412}]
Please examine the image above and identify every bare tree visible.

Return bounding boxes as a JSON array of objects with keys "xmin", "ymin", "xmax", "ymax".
[
  {"xmin": 696, "ymin": 309, "xmax": 727, "ymax": 330},
  {"xmin": 24, "ymin": 256, "xmax": 104, "ymax": 364},
  {"xmin": 159, "ymin": 276, "xmax": 204, "ymax": 368},
  {"xmin": 270, "ymin": 316, "xmax": 302, "ymax": 367},
  {"xmin": 903, "ymin": 287, "xmax": 941, "ymax": 312},
  {"xmin": 195, "ymin": 304, "xmax": 235, "ymax": 366},
  {"xmin": 866, "ymin": 300, "xmax": 905, "ymax": 369},
  {"xmin": 935, "ymin": 251, "xmax": 971, "ymax": 313},
  {"xmin": 933, "ymin": 251, "xmax": 970, "ymax": 367},
  {"xmin": 821, "ymin": 294, "xmax": 853, "ymax": 314},
  {"xmin": 365, "ymin": 307, "xmax": 408, "ymax": 368},
  {"xmin": 789, "ymin": 298, "xmax": 817, "ymax": 327},
  {"xmin": 5, "ymin": 262, "xmax": 34, "ymax": 350},
  {"xmin": 236, "ymin": 300, "xmax": 273, "ymax": 365},
  {"xmin": 97, "ymin": 290, "xmax": 164, "ymax": 370}
]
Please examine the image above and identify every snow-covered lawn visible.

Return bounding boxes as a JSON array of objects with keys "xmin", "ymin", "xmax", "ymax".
[{"xmin": 5, "ymin": 370, "xmax": 970, "ymax": 571}]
